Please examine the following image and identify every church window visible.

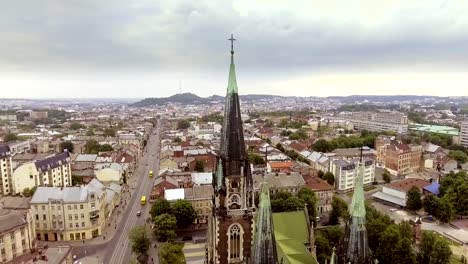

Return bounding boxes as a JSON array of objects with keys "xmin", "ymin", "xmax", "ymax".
[{"xmin": 229, "ymin": 224, "xmax": 241, "ymax": 260}]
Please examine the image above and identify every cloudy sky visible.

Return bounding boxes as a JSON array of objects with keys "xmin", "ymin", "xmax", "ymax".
[{"xmin": 1, "ymin": 0, "xmax": 468, "ymax": 98}]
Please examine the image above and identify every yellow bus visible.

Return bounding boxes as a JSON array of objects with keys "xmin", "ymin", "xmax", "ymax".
[
  {"xmin": 140, "ymin": 196, "xmax": 146, "ymax": 205},
  {"xmin": 149, "ymin": 170, "xmax": 153, "ymax": 177}
]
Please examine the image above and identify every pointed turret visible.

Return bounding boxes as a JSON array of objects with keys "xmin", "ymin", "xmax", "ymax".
[
  {"xmin": 219, "ymin": 34, "xmax": 246, "ymax": 176},
  {"xmin": 338, "ymin": 150, "xmax": 372, "ymax": 264},
  {"xmin": 252, "ymin": 180, "xmax": 277, "ymax": 264}
]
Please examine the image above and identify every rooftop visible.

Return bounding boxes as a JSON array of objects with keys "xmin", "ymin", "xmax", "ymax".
[
  {"xmin": 30, "ymin": 178, "xmax": 105, "ymax": 204},
  {"xmin": 74, "ymin": 154, "xmax": 98, "ymax": 162},
  {"xmin": 0, "ymin": 210, "xmax": 27, "ymax": 234},
  {"xmin": 253, "ymin": 172, "xmax": 305, "ymax": 190},
  {"xmin": 34, "ymin": 152, "xmax": 70, "ymax": 172},
  {"xmin": 164, "ymin": 188, "xmax": 185, "ymax": 201},
  {"xmin": 388, "ymin": 178, "xmax": 431, "ymax": 193},
  {"xmin": 410, "ymin": 123, "xmax": 459, "ymax": 136},
  {"xmin": 184, "ymin": 185, "xmax": 214, "ymax": 200},
  {"xmin": 0, "ymin": 144, "xmax": 11, "ymax": 158},
  {"xmin": 191, "ymin": 172, "xmax": 213, "ymax": 185}
]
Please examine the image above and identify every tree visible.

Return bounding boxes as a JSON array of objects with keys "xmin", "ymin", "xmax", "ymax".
[
  {"xmin": 417, "ymin": 231, "xmax": 452, "ymax": 264},
  {"xmin": 395, "ymin": 238, "xmax": 416, "ymax": 264},
  {"xmin": 323, "ymin": 172, "xmax": 335, "ymax": 186},
  {"xmin": 375, "ymin": 225, "xmax": 403, "ymax": 264},
  {"xmin": 423, "ymin": 194, "xmax": 439, "ymax": 216},
  {"xmin": 173, "ymin": 137, "xmax": 182, "ymax": 143},
  {"xmin": 248, "ymin": 152, "xmax": 265, "ymax": 165},
  {"xmin": 154, "ymin": 214, "xmax": 177, "ymax": 242},
  {"xmin": 104, "ymin": 127, "xmax": 116, "ymax": 137},
  {"xmin": 59, "ymin": 141, "xmax": 74, "ymax": 153},
  {"xmin": 129, "ymin": 225, "xmax": 150, "ymax": 256},
  {"xmin": 85, "ymin": 129, "xmax": 94, "ymax": 136},
  {"xmin": 194, "ymin": 160, "xmax": 204, "ymax": 172},
  {"xmin": 283, "ymin": 196, "xmax": 305, "ymax": 211},
  {"xmin": 383, "ymin": 169, "xmax": 392, "ymax": 183},
  {"xmin": 328, "ymin": 196, "xmax": 348, "ymax": 225},
  {"xmin": 72, "ymin": 175, "xmax": 84, "ymax": 186},
  {"xmin": 150, "ymin": 198, "xmax": 173, "ymax": 219},
  {"xmin": 312, "ymin": 139, "xmax": 333, "ymax": 152},
  {"xmin": 159, "ymin": 243, "xmax": 185, "ymax": 264},
  {"xmin": 177, "ymin": 119, "xmax": 190, "ymax": 129},
  {"xmin": 317, "ymin": 170, "xmax": 325, "ymax": 179},
  {"xmin": 435, "ymin": 197, "xmax": 454, "ymax": 223},
  {"xmin": 406, "ymin": 186, "xmax": 422, "ymax": 211},
  {"xmin": 172, "ymin": 200, "xmax": 197, "ymax": 228},
  {"xmin": 448, "ymin": 150, "xmax": 468, "ymax": 164},
  {"xmin": 366, "ymin": 204, "xmax": 394, "ymax": 252},
  {"xmin": 84, "ymin": 139, "xmax": 100, "ymax": 154},
  {"xmin": 3, "ymin": 133, "xmax": 18, "ymax": 142},
  {"xmin": 70, "ymin": 122, "xmax": 84, "ymax": 130},
  {"xmin": 22, "ymin": 186, "xmax": 37, "ymax": 197},
  {"xmin": 298, "ymin": 188, "xmax": 317, "ymax": 223},
  {"xmin": 99, "ymin": 144, "xmax": 113, "ymax": 152}
]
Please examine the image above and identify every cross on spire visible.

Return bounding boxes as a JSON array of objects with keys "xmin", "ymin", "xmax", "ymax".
[{"xmin": 228, "ymin": 34, "xmax": 236, "ymax": 55}]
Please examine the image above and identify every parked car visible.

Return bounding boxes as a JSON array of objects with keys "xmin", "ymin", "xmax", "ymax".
[
  {"xmin": 137, "ymin": 211, "xmax": 142, "ymax": 216},
  {"xmin": 389, "ymin": 208, "xmax": 397, "ymax": 212}
]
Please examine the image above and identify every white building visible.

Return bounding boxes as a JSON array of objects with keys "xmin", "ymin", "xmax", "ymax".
[
  {"xmin": 0, "ymin": 209, "xmax": 36, "ymax": 263},
  {"xmin": 461, "ymin": 121, "xmax": 468, "ymax": 149},
  {"xmin": 0, "ymin": 145, "xmax": 14, "ymax": 196},
  {"xmin": 330, "ymin": 158, "xmax": 375, "ymax": 192},
  {"xmin": 30, "ymin": 178, "xmax": 120, "ymax": 241},
  {"xmin": 337, "ymin": 111, "xmax": 408, "ymax": 133},
  {"xmin": 12, "ymin": 152, "xmax": 72, "ymax": 195}
]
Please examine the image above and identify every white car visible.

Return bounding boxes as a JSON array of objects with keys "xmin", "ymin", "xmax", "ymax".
[
  {"xmin": 137, "ymin": 211, "xmax": 142, "ymax": 216},
  {"xmin": 389, "ymin": 208, "xmax": 398, "ymax": 212}
]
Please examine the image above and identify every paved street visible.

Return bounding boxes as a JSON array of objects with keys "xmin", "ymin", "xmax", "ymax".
[{"xmin": 71, "ymin": 126, "xmax": 161, "ymax": 264}]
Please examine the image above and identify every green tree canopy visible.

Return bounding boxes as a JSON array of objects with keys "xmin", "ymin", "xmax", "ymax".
[
  {"xmin": 173, "ymin": 137, "xmax": 182, "ymax": 143},
  {"xmin": 328, "ymin": 196, "xmax": 348, "ymax": 225},
  {"xmin": 150, "ymin": 198, "xmax": 173, "ymax": 219},
  {"xmin": 298, "ymin": 188, "xmax": 317, "ymax": 223},
  {"xmin": 3, "ymin": 133, "xmax": 18, "ymax": 142},
  {"xmin": 59, "ymin": 141, "xmax": 74, "ymax": 153},
  {"xmin": 104, "ymin": 127, "xmax": 116, "ymax": 137},
  {"xmin": 159, "ymin": 243, "xmax": 185, "ymax": 264},
  {"xmin": 449, "ymin": 150, "xmax": 468, "ymax": 164},
  {"xmin": 177, "ymin": 119, "xmax": 190, "ymax": 129},
  {"xmin": 312, "ymin": 139, "xmax": 333, "ymax": 153},
  {"xmin": 129, "ymin": 225, "xmax": 150, "ymax": 256},
  {"xmin": 323, "ymin": 172, "xmax": 335, "ymax": 186},
  {"xmin": 406, "ymin": 186, "xmax": 422, "ymax": 211},
  {"xmin": 172, "ymin": 200, "xmax": 197, "ymax": 228},
  {"xmin": 383, "ymin": 169, "xmax": 392, "ymax": 183},
  {"xmin": 70, "ymin": 122, "xmax": 84, "ymax": 130},
  {"xmin": 194, "ymin": 160, "xmax": 205, "ymax": 172},
  {"xmin": 154, "ymin": 214, "xmax": 177, "ymax": 242},
  {"xmin": 417, "ymin": 231, "xmax": 452, "ymax": 264},
  {"xmin": 247, "ymin": 152, "xmax": 265, "ymax": 165}
]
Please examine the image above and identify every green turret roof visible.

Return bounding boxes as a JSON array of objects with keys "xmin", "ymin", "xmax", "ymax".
[{"xmin": 227, "ymin": 54, "xmax": 238, "ymax": 94}]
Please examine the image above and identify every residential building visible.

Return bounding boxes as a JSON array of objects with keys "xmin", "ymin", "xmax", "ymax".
[
  {"xmin": 30, "ymin": 179, "xmax": 120, "ymax": 241},
  {"xmin": 12, "ymin": 152, "xmax": 72, "ymax": 195},
  {"xmin": 253, "ymin": 172, "xmax": 306, "ymax": 195},
  {"xmin": 0, "ymin": 209, "xmax": 36, "ymax": 263},
  {"xmin": 461, "ymin": 121, "xmax": 468, "ymax": 149},
  {"xmin": 372, "ymin": 178, "xmax": 431, "ymax": 207},
  {"xmin": 184, "ymin": 185, "xmax": 214, "ymax": 224},
  {"xmin": 7, "ymin": 141, "xmax": 31, "ymax": 155},
  {"xmin": 375, "ymin": 136, "xmax": 422, "ymax": 176},
  {"xmin": 94, "ymin": 163, "xmax": 124, "ymax": 184},
  {"xmin": 306, "ymin": 177, "xmax": 334, "ymax": 214},
  {"xmin": 0, "ymin": 144, "xmax": 14, "ymax": 196},
  {"xmin": 29, "ymin": 111, "xmax": 48, "ymax": 120},
  {"xmin": 118, "ymin": 133, "xmax": 140, "ymax": 146},
  {"xmin": 329, "ymin": 158, "xmax": 375, "ymax": 192},
  {"xmin": 338, "ymin": 111, "xmax": 408, "ymax": 133}
]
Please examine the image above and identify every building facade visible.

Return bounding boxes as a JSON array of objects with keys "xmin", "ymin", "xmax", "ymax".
[
  {"xmin": 330, "ymin": 158, "xmax": 375, "ymax": 193},
  {"xmin": 0, "ymin": 210, "xmax": 36, "ymax": 263},
  {"xmin": 30, "ymin": 179, "xmax": 118, "ymax": 241},
  {"xmin": 12, "ymin": 152, "xmax": 72, "ymax": 194},
  {"xmin": 0, "ymin": 145, "xmax": 14, "ymax": 196},
  {"xmin": 339, "ymin": 111, "xmax": 408, "ymax": 133},
  {"xmin": 461, "ymin": 121, "xmax": 468, "ymax": 149}
]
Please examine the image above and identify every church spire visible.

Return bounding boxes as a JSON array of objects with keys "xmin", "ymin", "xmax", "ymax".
[
  {"xmin": 252, "ymin": 180, "xmax": 277, "ymax": 264},
  {"xmin": 220, "ymin": 34, "xmax": 246, "ymax": 173}
]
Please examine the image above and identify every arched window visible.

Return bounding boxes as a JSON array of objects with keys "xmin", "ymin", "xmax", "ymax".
[{"xmin": 229, "ymin": 224, "xmax": 241, "ymax": 260}]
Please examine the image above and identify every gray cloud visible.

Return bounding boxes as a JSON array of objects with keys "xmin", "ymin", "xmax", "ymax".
[{"xmin": 1, "ymin": 0, "xmax": 468, "ymax": 97}]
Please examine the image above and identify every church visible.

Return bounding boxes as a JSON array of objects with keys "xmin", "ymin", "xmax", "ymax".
[{"xmin": 207, "ymin": 35, "xmax": 371, "ymax": 264}]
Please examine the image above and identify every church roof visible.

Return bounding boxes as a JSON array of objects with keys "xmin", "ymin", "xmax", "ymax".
[{"xmin": 272, "ymin": 211, "xmax": 318, "ymax": 264}]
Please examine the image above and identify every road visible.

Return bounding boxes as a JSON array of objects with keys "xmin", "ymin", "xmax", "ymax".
[{"xmin": 71, "ymin": 126, "xmax": 161, "ymax": 264}]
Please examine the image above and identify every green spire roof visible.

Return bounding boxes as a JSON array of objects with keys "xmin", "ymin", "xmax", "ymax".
[
  {"xmin": 349, "ymin": 163, "xmax": 366, "ymax": 218},
  {"xmin": 227, "ymin": 54, "xmax": 238, "ymax": 94}
]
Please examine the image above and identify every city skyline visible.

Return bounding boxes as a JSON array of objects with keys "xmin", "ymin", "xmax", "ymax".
[{"xmin": 2, "ymin": 0, "xmax": 468, "ymax": 98}]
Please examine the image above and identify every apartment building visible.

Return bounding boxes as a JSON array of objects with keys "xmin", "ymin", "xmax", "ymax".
[
  {"xmin": 253, "ymin": 172, "xmax": 306, "ymax": 195},
  {"xmin": 0, "ymin": 209, "xmax": 36, "ymax": 263},
  {"xmin": 329, "ymin": 158, "xmax": 375, "ymax": 192},
  {"xmin": 375, "ymin": 136, "xmax": 422, "ymax": 176},
  {"xmin": 339, "ymin": 111, "xmax": 408, "ymax": 133},
  {"xmin": 461, "ymin": 121, "xmax": 468, "ymax": 149},
  {"xmin": 30, "ymin": 178, "xmax": 120, "ymax": 241},
  {"xmin": 307, "ymin": 177, "xmax": 334, "ymax": 214},
  {"xmin": 12, "ymin": 152, "xmax": 72, "ymax": 194},
  {"xmin": 164, "ymin": 185, "xmax": 214, "ymax": 225},
  {"xmin": 0, "ymin": 145, "xmax": 14, "ymax": 196}
]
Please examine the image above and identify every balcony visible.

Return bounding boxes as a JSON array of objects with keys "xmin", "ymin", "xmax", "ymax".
[{"xmin": 89, "ymin": 210, "xmax": 99, "ymax": 220}]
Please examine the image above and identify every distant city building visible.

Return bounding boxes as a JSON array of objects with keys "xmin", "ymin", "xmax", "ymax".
[
  {"xmin": 338, "ymin": 111, "xmax": 408, "ymax": 133},
  {"xmin": 375, "ymin": 136, "xmax": 422, "ymax": 176},
  {"xmin": 29, "ymin": 111, "xmax": 48, "ymax": 120},
  {"xmin": 12, "ymin": 152, "xmax": 72, "ymax": 194},
  {"xmin": 461, "ymin": 120, "xmax": 468, "ymax": 149},
  {"xmin": 0, "ymin": 209, "xmax": 36, "ymax": 263},
  {"xmin": 0, "ymin": 144, "xmax": 14, "ymax": 195},
  {"xmin": 329, "ymin": 158, "xmax": 375, "ymax": 193},
  {"xmin": 30, "ymin": 178, "xmax": 120, "ymax": 241}
]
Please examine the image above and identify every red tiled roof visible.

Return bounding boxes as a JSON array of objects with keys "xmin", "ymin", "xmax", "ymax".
[
  {"xmin": 269, "ymin": 161, "xmax": 295, "ymax": 169},
  {"xmin": 388, "ymin": 178, "xmax": 431, "ymax": 193},
  {"xmin": 305, "ymin": 176, "xmax": 334, "ymax": 191}
]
